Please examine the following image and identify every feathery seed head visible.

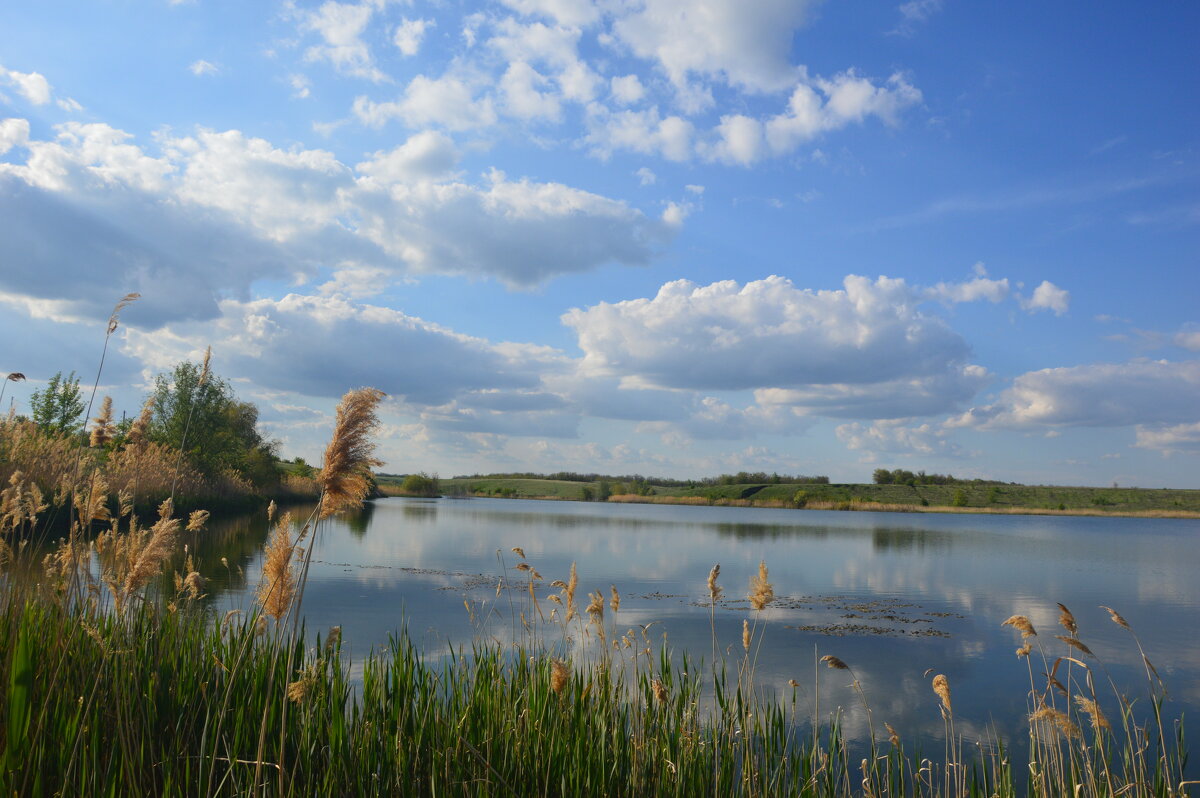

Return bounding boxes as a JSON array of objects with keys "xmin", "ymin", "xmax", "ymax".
[
  {"xmin": 932, "ymin": 674, "xmax": 952, "ymax": 711},
  {"xmin": 821, "ymin": 655, "xmax": 849, "ymax": 670},
  {"xmin": 1002, "ymin": 614, "xmax": 1037, "ymax": 638},
  {"xmin": 1100, "ymin": 605, "xmax": 1131, "ymax": 631},
  {"xmin": 318, "ymin": 387, "xmax": 385, "ymax": 518},
  {"xmin": 707, "ymin": 563, "xmax": 722, "ymax": 602},
  {"xmin": 107, "ymin": 293, "xmax": 140, "ymax": 335},
  {"xmin": 550, "ymin": 659, "xmax": 569, "ymax": 695},
  {"xmin": 610, "ymin": 584, "xmax": 620, "ymax": 613},
  {"xmin": 1057, "ymin": 602, "xmax": 1078, "ymax": 636},
  {"xmin": 749, "ymin": 559, "xmax": 774, "ymax": 610},
  {"xmin": 186, "ymin": 510, "xmax": 210, "ymax": 532},
  {"xmin": 742, "ymin": 619, "xmax": 751, "ymax": 652},
  {"xmin": 89, "ymin": 396, "xmax": 114, "ymax": 448}
]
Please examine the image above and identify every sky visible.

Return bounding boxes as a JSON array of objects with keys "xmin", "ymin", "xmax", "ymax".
[{"xmin": 1, "ymin": 1, "xmax": 1198, "ymax": 487}]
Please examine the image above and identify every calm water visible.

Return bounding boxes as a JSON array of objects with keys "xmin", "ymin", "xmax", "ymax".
[{"xmin": 192, "ymin": 497, "xmax": 1200, "ymax": 753}]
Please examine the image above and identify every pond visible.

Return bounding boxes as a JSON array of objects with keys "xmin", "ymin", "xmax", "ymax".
[{"xmin": 191, "ymin": 496, "xmax": 1200, "ymax": 758}]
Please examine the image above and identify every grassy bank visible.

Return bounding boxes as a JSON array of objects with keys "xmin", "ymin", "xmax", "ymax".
[{"xmin": 437, "ymin": 477, "xmax": 1200, "ymax": 518}]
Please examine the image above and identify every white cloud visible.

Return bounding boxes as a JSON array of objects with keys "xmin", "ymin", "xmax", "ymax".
[
  {"xmin": 705, "ymin": 114, "xmax": 765, "ymax": 166},
  {"xmin": 299, "ymin": 0, "xmax": 388, "ymax": 82},
  {"xmin": 611, "ymin": 0, "xmax": 816, "ymax": 95},
  {"xmin": 756, "ymin": 365, "xmax": 990, "ymax": 420},
  {"xmin": 562, "ymin": 275, "xmax": 979, "ymax": 400},
  {"xmin": 1135, "ymin": 422, "xmax": 1200, "ymax": 455},
  {"xmin": 635, "ymin": 166, "xmax": 656, "ymax": 186},
  {"xmin": 393, "ymin": 17, "xmax": 434, "ymax": 57},
  {"xmin": 356, "ymin": 130, "xmax": 460, "ymax": 184},
  {"xmin": 0, "ymin": 118, "xmax": 30, "ymax": 155},
  {"xmin": 926, "ymin": 275, "xmax": 1010, "ymax": 304},
  {"xmin": 584, "ymin": 104, "xmax": 694, "ymax": 161},
  {"xmin": 499, "ymin": 62, "xmax": 561, "ymax": 121},
  {"xmin": 122, "ymin": 293, "xmax": 543, "ymax": 404},
  {"xmin": 354, "ymin": 74, "xmax": 498, "ymax": 130},
  {"xmin": 1018, "ymin": 280, "xmax": 1070, "ymax": 315},
  {"xmin": 610, "ymin": 74, "xmax": 645, "ymax": 105},
  {"xmin": 685, "ymin": 184, "xmax": 704, "ymax": 195},
  {"xmin": 890, "ymin": 0, "xmax": 943, "ymax": 36},
  {"xmin": 1175, "ymin": 326, "xmax": 1200, "ymax": 351},
  {"xmin": 189, "ymin": 59, "xmax": 220, "ymax": 76},
  {"xmin": 499, "ymin": 0, "xmax": 600, "ymax": 28},
  {"xmin": 0, "ymin": 65, "xmax": 52, "ymax": 105},
  {"xmin": 0, "ymin": 120, "xmax": 673, "ymax": 323},
  {"xmin": 766, "ymin": 72, "xmax": 922, "ymax": 156},
  {"xmin": 836, "ymin": 419, "xmax": 964, "ymax": 457},
  {"xmin": 290, "ymin": 74, "xmax": 312, "ymax": 99},
  {"xmin": 951, "ymin": 360, "xmax": 1200, "ymax": 429}
]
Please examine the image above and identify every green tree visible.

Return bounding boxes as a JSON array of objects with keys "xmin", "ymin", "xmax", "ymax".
[
  {"xmin": 148, "ymin": 361, "xmax": 279, "ymax": 488},
  {"xmin": 400, "ymin": 473, "xmax": 439, "ymax": 497},
  {"xmin": 28, "ymin": 371, "xmax": 85, "ymax": 435}
]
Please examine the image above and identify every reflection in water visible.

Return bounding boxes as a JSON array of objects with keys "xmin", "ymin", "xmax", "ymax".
[{"xmin": 190, "ymin": 496, "xmax": 1199, "ymax": 767}]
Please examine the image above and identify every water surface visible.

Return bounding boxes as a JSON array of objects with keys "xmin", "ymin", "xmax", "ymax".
[{"xmin": 193, "ymin": 497, "xmax": 1200, "ymax": 754}]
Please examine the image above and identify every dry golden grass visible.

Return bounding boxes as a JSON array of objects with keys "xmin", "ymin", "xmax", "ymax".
[
  {"xmin": 258, "ymin": 511, "xmax": 297, "ymax": 621},
  {"xmin": 318, "ymin": 388, "xmax": 385, "ymax": 518},
  {"xmin": 89, "ymin": 396, "xmax": 114, "ymax": 448}
]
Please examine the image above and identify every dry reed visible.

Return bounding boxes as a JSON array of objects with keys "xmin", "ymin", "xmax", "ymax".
[
  {"xmin": 318, "ymin": 388, "xmax": 385, "ymax": 518},
  {"xmin": 258, "ymin": 511, "xmax": 297, "ymax": 621},
  {"xmin": 89, "ymin": 396, "xmax": 114, "ymax": 448}
]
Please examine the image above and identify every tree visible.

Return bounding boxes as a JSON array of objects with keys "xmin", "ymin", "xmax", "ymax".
[
  {"xmin": 148, "ymin": 361, "xmax": 279, "ymax": 488},
  {"xmin": 29, "ymin": 371, "xmax": 85, "ymax": 435}
]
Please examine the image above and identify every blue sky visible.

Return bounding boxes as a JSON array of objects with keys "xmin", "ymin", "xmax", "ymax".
[{"xmin": 2, "ymin": 0, "xmax": 1198, "ymax": 486}]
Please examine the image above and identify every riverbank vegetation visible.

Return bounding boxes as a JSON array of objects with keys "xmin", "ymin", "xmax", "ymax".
[{"xmin": 434, "ymin": 475, "xmax": 1200, "ymax": 517}]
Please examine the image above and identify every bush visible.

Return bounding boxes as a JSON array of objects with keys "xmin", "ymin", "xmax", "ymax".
[
  {"xmin": 400, "ymin": 473, "xmax": 439, "ymax": 497},
  {"xmin": 951, "ymin": 490, "xmax": 968, "ymax": 507}
]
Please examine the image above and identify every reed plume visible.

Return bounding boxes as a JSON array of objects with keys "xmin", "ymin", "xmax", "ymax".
[
  {"xmin": 126, "ymin": 396, "xmax": 154, "ymax": 446},
  {"xmin": 186, "ymin": 510, "xmax": 210, "ymax": 532},
  {"xmin": 122, "ymin": 498, "xmax": 181, "ymax": 603},
  {"xmin": 610, "ymin": 585, "xmax": 620, "ymax": 613},
  {"xmin": 1100, "ymin": 605, "xmax": 1131, "ymax": 630},
  {"xmin": 1075, "ymin": 695, "xmax": 1111, "ymax": 731},
  {"xmin": 318, "ymin": 388, "xmax": 385, "ymax": 518},
  {"xmin": 742, "ymin": 619, "xmax": 751, "ymax": 652},
  {"xmin": 652, "ymin": 679, "xmax": 668, "ymax": 704},
  {"xmin": 1055, "ymin": 635, "xmax": 1094, "ymax": 656},
  {"xmin": 821, "ymin": 655, "xmax": 849, "ymax": 670},
  {"xmin": 1030, "ymin": 706, "xmax": 1080, "ymax": 739},
  {"xmin": 707, "ymin": 563, "xmax": 722, "ymax": 602},
  {"xmin": 932, "ymin": 674, "xmax": 952, "ymax": 711},
  {"xmin": 1057, "ymin": 602, "xmax": 1078, "ymax": 636},
  {"xmin": 107, "ymin": 293, "xmax": 140, "ymax": 335},
  {"xmin": 1002, "ymin": 614, "xmax": 1037, "ymax": 638},
  {"xmin": 511, "ymin": 547, "xmax": 525, "ymax": 559},
  {"xmin": 749, "ymin": 560, "xmax": 773, "ymax": 610},
  {"xmin": 550, "ymin": 659, "xmax": 569, "ymax": 695},
  {"xmin": 89, "ymin": 396, "xmax": 114, "ymax": 448},
  {"xmin": 258, "ymin": 512, "xmax": 297, "ymax": 620},
  {"xmin": 197, "ymin": 346, "xmax": 211, "ymax": 388}
]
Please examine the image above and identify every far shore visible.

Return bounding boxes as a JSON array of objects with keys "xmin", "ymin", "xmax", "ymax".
[{"xmin": 379, "ymin": 487, "xmax": 1200, "ymax": 520}]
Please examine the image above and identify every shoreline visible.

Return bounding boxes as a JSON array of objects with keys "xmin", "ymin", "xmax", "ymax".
[{"xmin": 415, "ymin": 491, "xmax": 1200, "ymax": 520}]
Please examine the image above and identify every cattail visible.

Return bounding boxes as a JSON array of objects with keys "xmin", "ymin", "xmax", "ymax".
[
  {"xmin": 511, "ymin": 547, "xmax": 525, "ymax": 559},
  {"xmin": 1057, "ymin": 603, "xmax": 1078, "ymax": 636},
  {"xmin": 318, "ymin": 388, "xmax": 385, "ymax": 518},
  {"xmin": 550, "ymin": 659, "xmax": 569, "ymax": 695},
  {"xmin": 107, "ymin": 292, "xmax": 140, "ymax": 335},
  {"xmin": 742, "ymin": 619, "xmax": 751, "ymax": 652},
  {"xmin": 749, "ymin": 560, "xmax": 774, "ymax": 610},
  {"xmin": 257, "ymin": 512, "xmax": 297, "ymax": 620},
  {"xmin": 610, "ymin": 585, "xmax": 620, "ymax": 613},
  {"xmin": 90, "ymin": 396, "xmax": 114, "ymax": 447},
  {"xmin": 707, "ymin": 563, "xmax": 722, "ymax": 602},
  {"xmin": 1002, "ymin": 614, "xmax": 1037, "ymax": 638},
  {"xmin": 821, "ymin": 655, "xmax": 849, "ymax": 670},
  {"xmin": 652, "ymin": 679, "xmax": 668, "ymax": 704},
  {"xmin": 1055, "ymin": 635, "xmax": 1094, "ymax": 657},
  {"xmin": 932, "ymin": 674, "xmax": 952, "ymax": 711},
  {"xmin": 1100, "ymin": 605, "xmax": 1131, "ymax": 630},
  {"xmin": 1075, "ymin": 696, "xmax": 1111, "ymax": 730},
  {"xmin": 186, "ymin": 510, "xmax": 210, "ymax": 532},
  {"xmin": 127, "ymin": 396, "xmax": 155, "ymax": 446}
]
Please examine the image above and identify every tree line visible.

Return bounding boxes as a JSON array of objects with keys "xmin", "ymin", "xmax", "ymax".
[
  {"xmin": 449, "ymin": 471, "xmax": 830, "ymax": 487},
  {"xmin": 872, "ymin": 468, "xmax": 1014, "ymax": 486}
]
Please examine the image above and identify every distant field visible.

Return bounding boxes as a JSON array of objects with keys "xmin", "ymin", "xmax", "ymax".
[{"xmin": 418, "ymin": 477, "xmax": 1200, "ymax": 516}]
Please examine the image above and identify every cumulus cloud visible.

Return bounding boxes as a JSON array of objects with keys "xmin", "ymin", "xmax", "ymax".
[
  {"xmin": 122, "ymin": 294, "xmax": 542, "ymax": 404},
  {"xmin": 951, "ymin": 360, "xmax": 1200, "ymax": 430},
  {"xmin": 564, "ymin": 275, "xmax": 974, "ymax": 392},
  {"xmin": 353, "ymin": 74, "xmax": 498, "ymax": 130},
  {"xmin": 0, "ymin": 121, "xmax": 674, "ymax": 323},
  {"xmin": 0, "ymin": 65, "xmax": 52, "ymax": 105},
  {"xmin": 393, "ymin": 17, "xmax": 434, "ymax": 57},
  {"xmin": 635, "ymin": 166, "xmax": 656, "ymax": 186},
  {"xmin": 584, "ymin": 105, "xmax": 695, "ymax": 161},
  {"xmin": 1135, "ymin": 422, "xmax": 1200, "ymax": 455},
  {"xmin": 1019, "ymin": 280, "xmax": 1070, "ymax": 315},
  {"xmin": 890, "ymin": 0, "xmax": 943, "ymax": 36},
  {"xmin": 299, "ymin": 0, "xmax": 388, "ymax": 82},
  {"xmin": 836, "ymin": 419, "xmax": 964, "ymax": 457},
  {"xmin": 611, "ymin": 0, "xmax": 816, "ymax": 95},
  {"xmin": 611, "ymin": 74, "xmax": 645, "ymax": 105},
  {"xmin": 499, "ymin": 0, "xmax": 600, "ymax": 28}
]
